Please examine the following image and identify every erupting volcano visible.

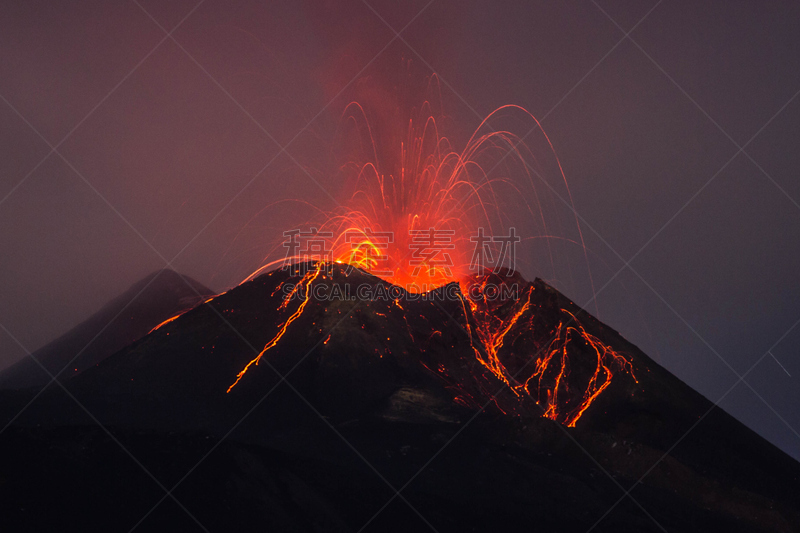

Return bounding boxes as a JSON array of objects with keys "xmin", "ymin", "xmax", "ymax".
[
  {"xmin": 148, "ymin": 95, "xmax": 639, "ymax": 429},
  {"xmin": 2, "ymin": 94, "xmax": 799, "ymax": 533}
]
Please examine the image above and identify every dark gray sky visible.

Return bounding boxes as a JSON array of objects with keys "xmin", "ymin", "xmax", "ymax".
[{"xmin": 1, "ymin": 0, "xmax": 799, "ymax": 460}]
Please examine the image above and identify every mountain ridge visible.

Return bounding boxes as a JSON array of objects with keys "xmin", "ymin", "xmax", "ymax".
[{"xmin": 0, "ymin": 268, "xmax": 215, "ymax": 389}]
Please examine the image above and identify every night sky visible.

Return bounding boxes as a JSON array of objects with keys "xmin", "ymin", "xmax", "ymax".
[{"xmin": 1, "ymin": 0, "xmax": 799, "ymax": 460}]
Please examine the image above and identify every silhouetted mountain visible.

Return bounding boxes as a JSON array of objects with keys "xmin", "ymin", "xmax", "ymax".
[
  {"xmin": 0, "ymin": 263, "xmax": 797, "ymax": 532},
  {"xmin": 0, "ymin": 269, "xmax": 214, "ymax": 390}
]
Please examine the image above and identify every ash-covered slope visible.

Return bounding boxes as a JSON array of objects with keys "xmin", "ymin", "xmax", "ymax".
[
  {"xmin": 0, "ymin": 269, "xmax": 214, "ymax": 390},
  {"xmin": 1, "ymin": 263, "xmax": 798, "ymax": 532}
]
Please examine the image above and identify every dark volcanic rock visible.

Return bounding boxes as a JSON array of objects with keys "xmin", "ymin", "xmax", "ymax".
[{"xmin": 0, "ymin": 263, "xmax": 797, "ymax": 532}]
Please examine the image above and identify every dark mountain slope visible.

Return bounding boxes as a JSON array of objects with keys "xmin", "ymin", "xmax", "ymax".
[
  {"xmin": 0, "ymin": 263, "xmax": 797, "ymax": 532},
  {"xmin": 0, "ymin": 269, "xmax": 214, "ymax": 390}
]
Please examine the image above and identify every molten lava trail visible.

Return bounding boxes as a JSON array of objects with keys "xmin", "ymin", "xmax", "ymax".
[{"xmin": 227, "ymin": 262, "xmax": 325, "ymax": 393}]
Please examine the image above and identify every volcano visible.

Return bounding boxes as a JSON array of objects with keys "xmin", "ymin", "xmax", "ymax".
[
  {"xmin": 0, "ymin": 263, "xmax": 798, "ymax": 532},
  {"xmin": 0, "ymin": 269, "xmax": 214, "ymax": 390}
]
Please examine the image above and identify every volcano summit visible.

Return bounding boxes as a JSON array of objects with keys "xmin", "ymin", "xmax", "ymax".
[{"xmin": 0, "ymin": 263, "xmax": 798, "ymax": 532}]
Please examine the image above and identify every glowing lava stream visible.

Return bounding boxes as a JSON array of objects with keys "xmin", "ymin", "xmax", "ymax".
[
  {"xmin": 525, "ymin": 310, "xmax": 637, "ymax": 427},
  {"xmin": 226, "ymin": 262, "xmax": 324, "ymax": 393},
  {"xmin": 458, "ymin": 285, "xmax": 533, "ymax": 395},
  {"xmin": 148, "ymin": 296, "xmax": 217, "ymax": 335},
  {"xmin": 456, "ymin": 281, "xmax": 637, "ymax": 426}
]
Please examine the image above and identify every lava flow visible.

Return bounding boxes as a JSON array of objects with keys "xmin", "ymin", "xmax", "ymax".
[
  {"xmin": 184, "ymin": 93, "xmax": 637, "ymax": 426},
  {"xmin": 458, "ymin": 271, "xmax": 637, "ymax": 426}
]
